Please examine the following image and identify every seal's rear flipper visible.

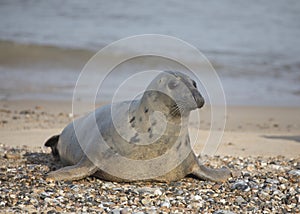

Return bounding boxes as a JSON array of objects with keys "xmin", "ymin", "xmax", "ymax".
[
  {"xmin": 46, "ymin": 156, "xmax": 98, "ymax": 181},
  {"xmin": 44, "ymin": 135, "xmax": 60, "ymax": 160}
]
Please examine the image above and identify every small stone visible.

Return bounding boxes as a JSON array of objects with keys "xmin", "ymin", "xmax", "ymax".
[
  {"xmin": 193, "ymin": 195, "xmax": 201, "ymax": 200},
  {"xmin": 287, "ymin": 204, "xmax": 296, "ymax": 209},
  {"xmin": 120, "ymin": 208, "xmax": 129, "ymax": 214},
  {"xmin": 10, "ymin": 194, "xmax": 16, "ymax": 199},
  {"xmin": 119, "ymin": 196, "xmax": 127, "ymax": 202},
  {"xmin": 40, "ymin": 192, "xmax": 51, "ymax": 199},
  {"xmin": 207, "ymin": 198, "xmax": 215, "ymax": 203},
  {"xmin": 212, "ymin": 184, "xmax": 221, "ymax": 191},
  {"xmin": 231, "ymin": 180, "xmax": 250, "ymax": 191},
  {"xmin": 219, "ymin": 199, "xmax": 226, "ymax": 204},
  {"xmin": 231, "ymin": 170, "xmax": 242, "ymax": 177},
  {"xmin": 266, "ymin": 178, "xmax": 279, "ymax": 184},
  {"xmin": 278, "ymin": 176, "xmax": 288, "ymax": 183},
  {"xmin": 241, "ymin": 171, "xmax": 251, "ymax": 177},
  {"xmin": 246, "ymin": 164, "xmax": 255, "ymax": 171},
  {"xmin": 160, "ymin": 200, "xmax": 170, "ymax": 208},
  {"xmin": 176, "ymin": 190, "xmax": 184, "ymax": 195},
  {"xmin": 58, "ymin": 190, "xmax": 65, "ymax": 195},
  {"xmin": 235, "ymin": 196, "xmax": 245, "ymax": 205},
  {"xmin": 4, "ymin": 152, "xmax": 21, "ymax": 160},
  {"xmin": 110, "ymin": 208, "xmax": 121, "ymax": 214},
  {"xmin": 279, "ymin": 184, "xmax": 287, "ymax": 190},
  {"xmin": 175, "ymin": 195, "xmax": 184, "ymax": 200},
  {"xmin": 154, "ymin": 188, "xmax": 162, "ymax": 196},
  {"xmin": 258, "ymin": 191, "xmax": 270, "ymax": 200},
  {"xmin": 213, "ymin": 210, "xmax": 236, "ymax": 214},
  {"xmin": 44, "ymin": 197, "xmax": 52, "ymax": 203},
  {"xmin": 270, "ymin": 164, "xmax": 283, "ymax": 171},
  {"xmin": 288, "ymin": 187, "xmax": 297, "ymax": 195},
  {"xmin": 261, "ymin": 162, "xmax": 267, "ymax": 167},
  {"xmin": 272, "ymin": 190, "xmax": 284, "ymax": 199},
  {"xmin": 141, "ymin": 198, "xmax": 151, "ymax": 206},
  {"xmin": 289, "ymin": 169, "xmax": 300, "ymax": 176},
  {"xmin": 70, "ymin": 185, "xmax": 80, "ymax": 192},
  {"xmin": 135, "ymin": 187, "xmax": 152, "ymax": 194}
]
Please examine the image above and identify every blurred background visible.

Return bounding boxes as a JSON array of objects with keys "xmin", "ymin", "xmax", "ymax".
[{"xmin": 1, "ymin": 0, "xmax": 300, "ymax": 106}]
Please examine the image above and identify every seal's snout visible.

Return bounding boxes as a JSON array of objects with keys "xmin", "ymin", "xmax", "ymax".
[{"xmin": 192, "ymin": 90, "xmax": 205, "ymax": 108}]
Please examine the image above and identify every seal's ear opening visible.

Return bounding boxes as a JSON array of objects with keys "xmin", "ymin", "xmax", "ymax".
[
  {"xmin": 168, "ymin": 79, "xmax": 179, "ymax": 90},
  {"xmin": 44, "ymin": 135, "xmax": 60, "ymax": 160}
]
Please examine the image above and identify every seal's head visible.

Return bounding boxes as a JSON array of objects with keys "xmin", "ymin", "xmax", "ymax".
[{"xmin": 143, "ymin": 71, "xmax": 205, "ymax": 117}]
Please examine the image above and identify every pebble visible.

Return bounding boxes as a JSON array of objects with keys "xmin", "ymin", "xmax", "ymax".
[
  {"xmin": 213, "ymin": 210, "xmax": 236, "ymax": 214},
  {"xmin": 160, "ymin": 200, "xmax": 170, "ymax": 208},
  {"xmin": 0, "ymin": 145, "xmax": 299, "ymax": 213},
  {"xmin": 269, "ymin": 164, "xmax": 283, "ymax": 171},
  {"xmin": 246, "ymin": 164, "xmax": 255, "ymax": 171},
  {"xmin": 193, "ymin": 195, "xmax": 202, "ymax": 200},
  {"xmin": 70, "ymin": 184, "xmax": 80, "ymax": 192},
  {"xmin": 289, "ymin": 169, "xmax": 300, "ymax": 176},
  {"xmin": 154, "ymin": 189, "xmax": 162, "ymax": 196},
  {"xmin": 266, "ymin": 178, "xmax": 279, "ymax": 184},
  {"xmin": 4, "ymin": 150, "xmax": 22, "ymax": 160},
  {"xmin": 235, "ymin": 196, "xmax": 245, "ymax": 205},
  {"xmin": 141, "ymin": 198, "xmax": 152, "ymax": 206},
  {"xmin": 231, "ymin": 180, "xmax": 250, "ymax": 191},
  {"xmin": 258, "ymin": 191, "xmax": 270, "ymax": 200}
]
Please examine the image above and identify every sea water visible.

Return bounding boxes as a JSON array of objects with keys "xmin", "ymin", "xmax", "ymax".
[{"xmin": 0, "ymin": 0, "xmax": 300, "ymax": 106}]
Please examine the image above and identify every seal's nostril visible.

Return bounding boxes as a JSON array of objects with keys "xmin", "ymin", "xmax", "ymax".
[
  {"xmin": 197, "ymin": 97, "xmax": 205, "ymax": 108},
  {"xmin": 192, "ymin": 90, "xmax": 205, "ymax": 108}
]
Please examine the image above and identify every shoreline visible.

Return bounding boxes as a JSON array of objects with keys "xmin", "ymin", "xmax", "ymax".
[{"xmin": 1, "ymin": 99, "xmax": 299, "ymax": 158}]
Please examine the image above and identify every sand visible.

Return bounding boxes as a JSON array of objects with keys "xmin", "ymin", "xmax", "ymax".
[{"xmin": 0, "ymin": 99, "xmax": 299, "ymax": 158}]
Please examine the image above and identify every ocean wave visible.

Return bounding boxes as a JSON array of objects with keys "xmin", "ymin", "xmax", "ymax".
[{"xmin": 0, "ymin": 40, "xmax": 95, "ymax": 70}]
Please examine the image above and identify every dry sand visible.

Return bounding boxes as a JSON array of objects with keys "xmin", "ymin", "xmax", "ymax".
[{"xmin": 0, "ymin": 99, "xmax": 299, "ymax": 158}]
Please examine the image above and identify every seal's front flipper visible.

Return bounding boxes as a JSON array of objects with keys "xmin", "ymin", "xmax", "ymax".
[
  {"xmin": 191, "ymin": 158, "xmax": 231, "ymax": 182},
  {"xmin": 192, "ymin": 165, "xmax": 231, "ymax": 182},
  {"xmin": 46, "ymin": 156, "xmax": 98, "ymax": 181}
]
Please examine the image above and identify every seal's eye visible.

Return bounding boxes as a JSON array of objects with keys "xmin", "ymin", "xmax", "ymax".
[
  {"xmin": 192, "ymin": 80, "xmax": 197, "ymax": 88},
  {"xmin": 168, "ymin": 80, "xmax": 179, "ymax": 90}
]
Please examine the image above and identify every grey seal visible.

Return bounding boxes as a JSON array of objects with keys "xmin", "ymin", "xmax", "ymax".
[{"xmin": 45, "ymin": 71, "xmax": 231, "ymax": 182}]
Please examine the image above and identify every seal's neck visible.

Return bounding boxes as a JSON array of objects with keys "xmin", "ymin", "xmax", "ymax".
[
  {"xmin": 130, "ymin": 92, "xmax": 190, "ymax": 131},
  {"xmin": 138, "ymin": 91, "xmax": 183, "ymax": 117}
]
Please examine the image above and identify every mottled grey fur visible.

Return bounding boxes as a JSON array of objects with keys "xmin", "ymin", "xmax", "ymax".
[{"xmin": 45, "ymin": 71, "xmax": 231, "ymax": 182}]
